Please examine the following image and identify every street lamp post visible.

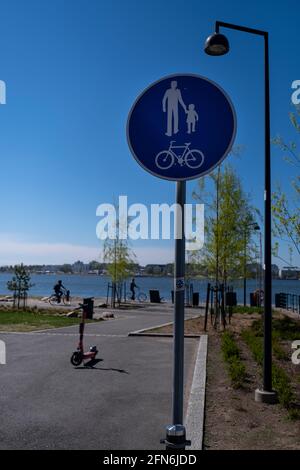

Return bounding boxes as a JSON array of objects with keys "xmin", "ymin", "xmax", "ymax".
[
  {"xmin": 259, "ymin": 230, "xmax": 263, "ymax": 305},
  {"xmin": 243, "ymin": 228, "xmax": 247, "ymax": 307},
  {"xmin": 204, "ymin": 22, "xmax": 277, "ymax": 403}
]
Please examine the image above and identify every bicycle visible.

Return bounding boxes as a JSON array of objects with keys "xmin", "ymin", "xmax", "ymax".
[
  {"xmin": 137, "ymin": 289, "xmax": 147, "ymax": 302},
  {"xmin": 126, "ymin": 288, "xmax": 147, "ymax": 302},
  {"xmin": 48, "ymin": 289, "xmax": 71, "ymax": 306},
  {"xmin": 155, "ymin": 141, "xmax": 204, "ymax": 170}
]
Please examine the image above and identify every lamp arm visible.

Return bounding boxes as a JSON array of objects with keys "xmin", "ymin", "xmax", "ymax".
[{"xmin": 215, "ymin": 20, "xmax": 267, "ymax": 37}]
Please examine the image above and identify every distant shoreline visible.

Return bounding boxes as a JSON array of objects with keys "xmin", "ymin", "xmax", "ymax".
[{"xmin": 0, "ymin": 271, "xmax": 297, "ymax": 281}]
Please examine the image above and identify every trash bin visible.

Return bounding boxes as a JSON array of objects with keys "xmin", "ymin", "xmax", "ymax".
[
  {"xmin": 149, "ymin": 290, "xmax": 161, "ymax": 303},
  {"xmin": 275, "ymin": 293, "xmax": 281, "ymax": 308},
  {"xmin": 250, "ymin": 292, "xmax": 258, "ymax": 307},
  {"xmin": 83, "ymin": 297, "xmax": 94, "ymax": 319},
  {"xmin": 226, "ymin": 292, "xmax": 237, "ymax": 307},
  {"xmin": 275, "ymin": 292, "xmax": 287, "ymax": 309},
  {"xmin": 192, "ymin": 292, "xmax": 199, "ymax": 307}
]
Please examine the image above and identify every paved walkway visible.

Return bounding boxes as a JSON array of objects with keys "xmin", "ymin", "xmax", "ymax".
[{"xmin": 0, "ymin": 305, "xmax": 200, "ymax": 449}]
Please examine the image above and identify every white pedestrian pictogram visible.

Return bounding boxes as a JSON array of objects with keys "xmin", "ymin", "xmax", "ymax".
[
  {"xmin": 162, "ymin": 81, "xmax": 187, "ymax": 136},
  {"xmin": 162, "ymin": 81, "xmax": 199, "ymax": 136}
]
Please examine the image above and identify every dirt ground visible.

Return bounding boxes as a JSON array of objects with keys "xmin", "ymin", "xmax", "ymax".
[
  {"xmin": 152, "ymin": 311, "xmax": 300, "ymax": 449},
  {"xmin": 205, "ymin": 333, "xmax": 300, "ymax": 450}
]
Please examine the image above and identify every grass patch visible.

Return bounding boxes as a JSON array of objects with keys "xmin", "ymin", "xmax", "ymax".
[
  {"xmin": 241, "ymin": 329, "xmax": 263, "ymax": 365},
  {"xmin": 272, "ymin": 316, "xmax": 300, "ymax": 342},
  {"xmin": 251, "ymin": 316, "xmax": 300, "ymax": 342},
  {"xmin": 273, "ymin": 333, "xmax": 289, "ymax": 361},
  {"xmin": 221, "ymin": 331, "xmax": 246, "ymax": 389},
  {"xmin": 0, "ymin": 307, "xmax": 98, "ymax": 332},
  {"xmin": 272, "ymin": 364, "xmax": 294, "ymax": 409},
  {"xmin": 242, "ymin": 324, "xmax": 299, "ymax": 419},
  {"xmin": 232, "ymin": 306, "xmax": 264, "ymax": 315}
]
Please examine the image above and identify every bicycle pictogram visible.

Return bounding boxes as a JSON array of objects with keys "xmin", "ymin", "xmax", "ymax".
[{"xmin": 155, "ymin": 141, "xmax": 204, "ymax": 170}]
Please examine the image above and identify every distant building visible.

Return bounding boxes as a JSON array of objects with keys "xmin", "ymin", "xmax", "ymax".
[
  {"xmin": 247, "ymin": 262, "xmax": 261, "ymax": 278},
  {"xmin": 247, "ymin": 263, "xmax": 279, "ymax": 279},
  {"xmin": 280, "ymin": 266, "xmax": 300, "ymax": 280},
  {"xmin": 144, "ymin": 264, "xmax": 165, "ymax": 275},
  {"xmin": 72, "ymin": 261, "xmax": 88, "ymax": 274},
  {"xmin": 271, "ymin": 264, "xmax": 280, "ymax": 279}
]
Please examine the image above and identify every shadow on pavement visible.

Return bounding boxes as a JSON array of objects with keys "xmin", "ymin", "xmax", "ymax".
[{"xmin": 75, "ymin": 358, "xmax": 129, "ymax": 374}]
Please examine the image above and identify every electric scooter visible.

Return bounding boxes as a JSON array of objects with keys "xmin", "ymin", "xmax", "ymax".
[{"xmin": 70, "ymin": 301, "xmax": 98, "ymax": 366}]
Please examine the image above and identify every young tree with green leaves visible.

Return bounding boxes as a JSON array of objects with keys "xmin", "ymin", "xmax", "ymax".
[
  {"xmin": 103, "ymin": 213, "xmax": 136, "ymax": 307},
  {"xmin": 272, "ymin": 106, "xmax": 300, "ymax": 259},
  {"xmin": 193, "ymin": 164, "xmax": 259, "ymax": 288},
  {"xmin": 7, "ymin": 264, "xmax": 34, "ymax": 309}
]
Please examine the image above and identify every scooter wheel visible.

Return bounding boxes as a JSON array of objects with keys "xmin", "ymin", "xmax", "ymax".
[{"xmin": 70, "ymin": 351, "xmax": 83, "ymax": 366}]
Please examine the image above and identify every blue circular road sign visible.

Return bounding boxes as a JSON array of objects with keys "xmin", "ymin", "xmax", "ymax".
[{"xmin": 127, "ymin": 73, "xmax": 236, "ymax": 181}]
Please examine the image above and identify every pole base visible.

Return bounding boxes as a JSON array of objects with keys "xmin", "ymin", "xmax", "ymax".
[
  {"xmin": 160, "ymin": 424, "xmax": 191, "ymax": 450},
  {"xmin": 255, "ymin": 388, "xmax": 278, "ymax": 404}
]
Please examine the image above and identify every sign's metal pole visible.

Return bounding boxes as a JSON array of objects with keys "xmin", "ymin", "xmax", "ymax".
[
  {"xmin": 173, "ymin": 180, "xmax": 186, "ymax": 425},
  {"xmin": 161, "ymin": 181, "xmax": 190, "ymax": 449},
  {"xmin": 127, "ymin": 73, "xmax": 237, "ymax": 447}
]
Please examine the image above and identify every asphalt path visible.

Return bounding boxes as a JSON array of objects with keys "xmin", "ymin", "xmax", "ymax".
[{"xmin": 0, "ymin": 306, "xmax": 199, "ymax": 449}]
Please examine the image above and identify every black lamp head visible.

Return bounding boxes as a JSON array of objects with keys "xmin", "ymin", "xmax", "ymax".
[{"xmin": 204, "ymin": 32, "xmax": 230, "ymax": 56}]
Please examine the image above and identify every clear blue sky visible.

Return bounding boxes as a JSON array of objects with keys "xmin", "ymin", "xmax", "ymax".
[{"xmin": 0, "ymin": 0, "xmax": 299, "ymax": 266}]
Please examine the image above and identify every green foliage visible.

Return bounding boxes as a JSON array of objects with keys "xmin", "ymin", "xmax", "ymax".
[
  {"xmin": 88, "ymin": 260, "xmax": 102, "ymax": 271},
  {"xmin": 60, "ymin": 264, "xmax": 73, "ymax": 274},
  {"xmin": 272, "ymin": 364, "xmax": 294, "ymax": 409},
  {"xmin": 241, "ymin": 329, "xmax": 263, "ymax": 365},
  {"xmin": 104, "ymin": 240, "xmax": 135, "ymax": 283},
  {"xmin": 272, "ymin": 105, "xmax": 300, "ymax": 258},
  {"xmin": 272, "ymin": 316, "xmax": 300, "ymax": 341},
  {"xmin": 103, "ymin": 209, "xmax": 136, "ymax": 288},
  {"xmin": 0, "ymin": 307, "xmax": 97, "ymax": 331},
  {"xmin": 272, "ymin": 333, "xmax": 289, "ymax": 361},
  {"xmin": 221, "ymin": 331, "xmax": 246, "ymax": 388},
  {"xmin": 228, "ymin": 359, "xmax": 247, "ymax": 390},
  {"xmin": 7, "ymin": 264, "xmax": 34, "ymax": 309},
  {"xmin": 221, "ymin": 331, "xmax": 240, "ymax": 361},
  {"xmin": 242, "ymin": 321, "xmax": 298, "ymax": 416},
  {"xmin": 232, "ymin": 306, "xmax": 264, "ymax": 315},
  {"xmin": 193, "ymin": 164, "xmax": 259, "ymax": 284}
]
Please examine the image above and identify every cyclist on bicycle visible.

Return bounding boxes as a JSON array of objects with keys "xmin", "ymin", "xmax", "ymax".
[
  {"xmin": 53, "ymin": 280, "xmax": 67, "ymax": 303},
  {"xmin": 130, "ymin": 278, "xmax": 138, "ymax": 301}
]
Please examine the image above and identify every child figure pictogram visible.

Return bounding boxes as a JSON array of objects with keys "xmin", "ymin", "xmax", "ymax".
[{"xmin": 186, "ymin": 104, "xmax": 198, "ymax": 134}]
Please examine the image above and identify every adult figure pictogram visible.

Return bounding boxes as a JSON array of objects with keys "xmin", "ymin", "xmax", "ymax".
[{"xmin": 162, "ymin": 81, "xmax": 187, "ymax": 136}]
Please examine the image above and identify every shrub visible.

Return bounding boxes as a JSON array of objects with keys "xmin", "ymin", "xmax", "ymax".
[
  {"xmin": 221, "ymin": 331, "xmax": 246, "ymax": 388},
  {"xmin": 242, "ymin": 327, "xmax": 297, "ymax": 415},
  {"xmin": 272, "ymin": 364, "xmax": 294, "ymax": 409},
  {"xmin": 228, "ymin": 357, "xmax": 247, "ymax": 389},
  {"xmin": 232, "ymin": 306, "xmax": 264, "ymax": 315},
  {"xmin": 241, "ymin": 329, "xmax": 263, "ymax": 365}
]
